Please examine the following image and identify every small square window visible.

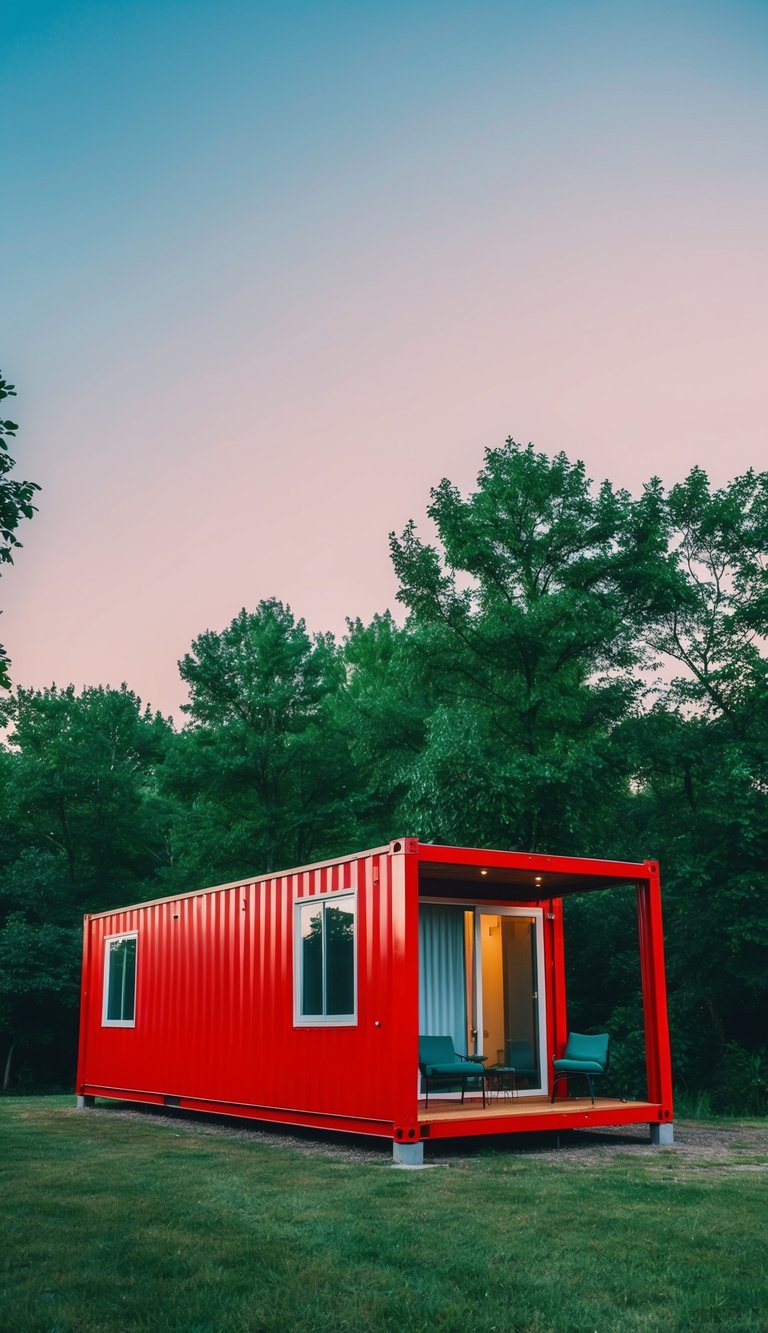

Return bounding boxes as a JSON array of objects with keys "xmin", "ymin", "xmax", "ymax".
[
  {"xmin": 102, "ymin": 933, "xmax": 137, "ymax": 1026},
  {"xmin": 294, "ymin": 894, "xmax": 356, "ymax": 1025}
]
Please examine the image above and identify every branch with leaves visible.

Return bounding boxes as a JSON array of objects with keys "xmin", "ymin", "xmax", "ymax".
[{"xmin": 0, "ymin": 373, "xmax": 41, "ymax": 689}]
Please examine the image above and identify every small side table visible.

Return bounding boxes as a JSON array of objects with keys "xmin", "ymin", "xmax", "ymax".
[{"xmin": 485, "ymin": 1065, "xmax": 518, "ymax": 1101}]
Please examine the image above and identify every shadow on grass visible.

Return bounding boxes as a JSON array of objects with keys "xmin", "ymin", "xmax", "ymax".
[{"xmin": 90, "ymin": 1096, "xmax": 652, "ymax": 1163}]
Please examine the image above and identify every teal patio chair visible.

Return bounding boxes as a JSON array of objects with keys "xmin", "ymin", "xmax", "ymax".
[
  {"xmin": 550, "ymin": 1032, "xmax": 610, "ymax": 1105},
  {"xmin": 418, "ymin": 1035, "xmax": 487, "ymax": 1108}
]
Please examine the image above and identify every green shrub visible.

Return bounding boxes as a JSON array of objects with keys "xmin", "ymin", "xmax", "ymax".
[{"xmin": 712, "ymin": 1043, "xmax": 768, "ymax": 1116}]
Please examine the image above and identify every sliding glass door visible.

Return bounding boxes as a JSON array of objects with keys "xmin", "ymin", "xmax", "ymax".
[
  {"xmin": 419, "ymin": 902, "xmax": 548, "ymax": 1097},
  {"xmin": 476, "ymin": 909, "xmax": 546, "ymax": 1094}
]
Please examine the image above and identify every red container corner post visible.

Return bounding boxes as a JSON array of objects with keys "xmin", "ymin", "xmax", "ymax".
[{"xmin": 76, "ymin": 839, "xmax": 674, "ymax": 1164}]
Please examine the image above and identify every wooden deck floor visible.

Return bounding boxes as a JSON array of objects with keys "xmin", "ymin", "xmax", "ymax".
[{"xmin": 418, "ymin": 1095, "xmax": 654, "ymax": 1124}]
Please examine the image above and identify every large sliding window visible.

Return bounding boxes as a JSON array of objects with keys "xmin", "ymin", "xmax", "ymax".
[
  {"xmin": 294, "ymin": 893, "xmax": 356, "ymax": 1025},
  {"xmin": 102, "ymin": 933, "xmax": 137, "ymax": 1027}
]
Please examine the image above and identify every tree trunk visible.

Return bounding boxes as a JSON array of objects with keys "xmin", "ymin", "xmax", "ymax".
[{"xmin": 2, "ymin": 1042, "xmax": 15, "ymax": 1091}]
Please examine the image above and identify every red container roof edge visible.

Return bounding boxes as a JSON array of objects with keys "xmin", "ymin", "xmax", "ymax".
[{"xmin": 85, "ymin": 840, "xmax": 656, "ymax": 922}]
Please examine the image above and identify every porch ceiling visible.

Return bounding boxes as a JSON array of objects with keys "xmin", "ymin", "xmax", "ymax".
[{"xmin": 419, "ymin": 861, "xmax": 636, "ymax": 900}]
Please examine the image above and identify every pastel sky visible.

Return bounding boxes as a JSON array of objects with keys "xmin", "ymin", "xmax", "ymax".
[{"xmin": 3, "ymin": 0, "xmax": 767, "ymax": 719}]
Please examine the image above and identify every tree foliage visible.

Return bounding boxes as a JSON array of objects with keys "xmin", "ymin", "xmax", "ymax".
[
  {"xmin": 0, "ymin": 684, "xmax": 173, "ymax": 917},
  {"xmin": 0, "ymin": 373, "xmax": 40, "ymax": 689},
  {"xmin": 339, "ymin": 612, "xmax": 437, "ymax": 845},
  {"xmin": 163, "ymin": 599, "xmax": 357, "ymax": 884},
  {"xmin": 389, "ymin": 441, "xmax": 681, "ymax": 850},
  {"xmin": 0, "ymin": 915, "xmax": 81, "ymax": 1090}
]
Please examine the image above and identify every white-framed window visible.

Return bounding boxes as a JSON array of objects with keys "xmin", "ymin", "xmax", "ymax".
[
  {"xmin": 294, "ymin": 892, "xmax": 357, "ymax": 1025},
  {"xmin": 102, "ymin": 932, "xmax": 138, "ymax": 1027}
]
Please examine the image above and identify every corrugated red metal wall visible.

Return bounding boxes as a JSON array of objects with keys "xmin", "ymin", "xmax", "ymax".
[{"xmin": 77, "ymin": 846, "xmax": 414, "ymax": 1137}]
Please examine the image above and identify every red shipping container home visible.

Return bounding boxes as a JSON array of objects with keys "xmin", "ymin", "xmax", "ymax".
[{"xmin": 76, "ymin": 839, "xmax": 674, "ymax": 1164}]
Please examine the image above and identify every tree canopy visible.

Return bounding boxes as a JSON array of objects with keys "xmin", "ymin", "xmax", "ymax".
[
  {"xmin": 389, "ymin": 441, "xmax": 681, "ymax": 850},
  {"xmin": 164, "ymin": 599, "xmax": 357, "ymax": 884}
]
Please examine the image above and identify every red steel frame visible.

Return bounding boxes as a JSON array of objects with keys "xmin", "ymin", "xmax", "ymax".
[{"xmin": 76, "ymin": 840, "xmax": 674, "ymax": 1150}]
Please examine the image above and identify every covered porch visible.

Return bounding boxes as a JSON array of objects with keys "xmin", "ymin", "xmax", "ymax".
[{"xmin": 400, "ymin": 841, "xmax": 674, "ymax": 1164}]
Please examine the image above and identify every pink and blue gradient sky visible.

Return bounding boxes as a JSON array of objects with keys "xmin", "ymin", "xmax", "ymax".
[{"xmin": 3, "ymin": 0, "xmax": 767, "ymax": 718}]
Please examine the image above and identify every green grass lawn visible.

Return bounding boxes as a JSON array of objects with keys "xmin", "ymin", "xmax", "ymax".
[{"xmin": 2, "ymin": 1098, "xmax": 767, "ymax": 1332}]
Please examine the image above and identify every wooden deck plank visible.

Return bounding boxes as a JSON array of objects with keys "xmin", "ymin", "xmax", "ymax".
[{"xmin": 417, "ymin": 1096, "xmax": 654, "ymax": 1124}]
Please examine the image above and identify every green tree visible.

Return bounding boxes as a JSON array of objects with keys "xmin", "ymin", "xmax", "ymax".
[
  {"xmin": 0, "ymin": 914, "xmax": 81, "ymax": 1091},
  {"xmin": 165, "ymin": 599, "xmax": 357, "ymax": 884},
  {"xmin": 626, "ymin": 708, "xmax": 767, "ymax": 1095},
  {"xmin": 0, "ymin": 684, "xmax": 173, "ymax": 1089},
  {"xmin": 622, "ymin": 468, "xmax": 768, "ymax": 1089},
  {"xmin": 562, "ymin": 466, "xmax": 768, "ymax": 1096},
  {"xmin": 0, "ymin": 373, "xmax": 41, "ymax": 689},
  {"xmin": 0, "ymin": 684, "xmax": 173, "ymax": 920},
  {"xmin": 389, "ymin": 439, "xmax": 679, "ymax": 851},
  {"xmin": 339, "ymin": 612, "xmax": 437, "ymax": 845},
  {"xmin": 647, "ymin": 465, "xmax": 768, "ymax": 728}
]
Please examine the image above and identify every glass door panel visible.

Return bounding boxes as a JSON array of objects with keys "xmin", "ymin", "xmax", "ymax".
[{"xmin": 477, "ymin": 909, "xmax": 546, "ymax": 1094}]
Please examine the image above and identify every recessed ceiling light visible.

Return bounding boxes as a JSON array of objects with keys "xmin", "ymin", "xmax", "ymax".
[{"xmin": 480, "ymin": 869, "xmax": 488, "ymax": 876}]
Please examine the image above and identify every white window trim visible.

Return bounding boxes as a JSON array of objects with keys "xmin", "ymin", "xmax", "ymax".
[
  {"xmin": 102, "ymin": 931, "xmax": 138, "ymax": 1028},
  {"xmin": 293, "ymin": 891, "xmax": 357, "ymax": 1027}
]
